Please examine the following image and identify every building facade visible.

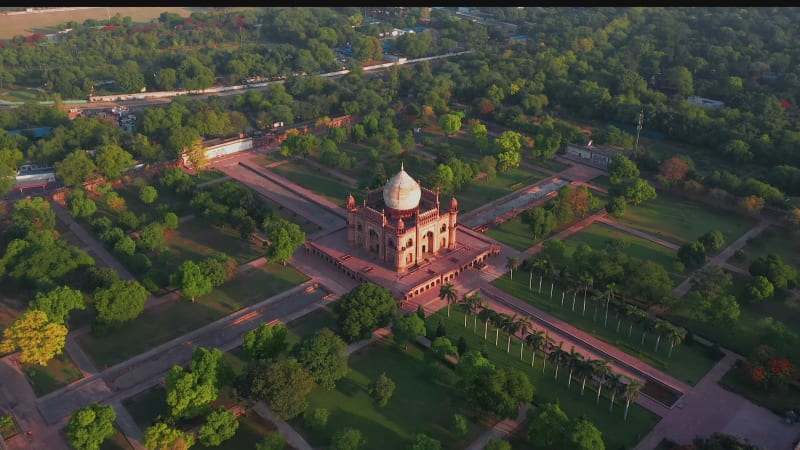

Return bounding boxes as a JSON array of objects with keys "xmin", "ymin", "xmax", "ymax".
[{"xmin": 346, "ymin": 164, "xmax": 458, "ymax": 274}]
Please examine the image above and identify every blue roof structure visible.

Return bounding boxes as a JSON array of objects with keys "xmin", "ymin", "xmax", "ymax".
[{"xmin": 6, "ymin": 127, "xmax": 53, "ymax": 139}]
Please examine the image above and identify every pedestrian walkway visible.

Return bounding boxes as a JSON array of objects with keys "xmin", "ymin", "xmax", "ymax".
[
  {"xmin": 465, "ymin": 405, "xmax": 531, "ymax": 450},
  {"xmin": 251, "ymin": 402, "xmax": 312, "ymax": 450}
]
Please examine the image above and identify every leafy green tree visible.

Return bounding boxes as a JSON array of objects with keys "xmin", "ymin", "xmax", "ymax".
[
  {"xmin": 139, "ymin": 185, "xmax": 159, "ymax": 204},
  {"xmin": 409, "ymin": 433, "xmax": 442, "ymax": 450},
  {"xmin": 607, "ymin": 153, "xmax": 639, "ymax": 185},
  {"xmin": 143, "ymin": 421, "xmax": 195, "ymax": 450},
  {"xmin": 57, "ymin": 151, "xmax": 97, "ymax": 186},
  {"xmin": 692, "ymin": 432, "xmax": 760, "ymax": 450},
  {"xmin": 485, "ymin": 439, "xmax": 511, "ymax": 450},
  {"xmin": 115, "ymin": 60, "xmax": 145, "ymax": 93},
  {"xmin": 113, "ymin": 236, "xmax": 136, "ymax": 257},
  {"xmin": 165, "ymin": 348, "xmax": 224, "ymax": 420},
  {"xmin": 699, "ymin": 230, "xmax": 725, "ymax": 252},
  {"xmin": 335, "ymin": 283, "xmax": 397, "ymax": 342},
  {"xmin": 10, "ymin": 197, "xmax": 56, "ymax": 235},
  {"xmin": 430, "ymin": 336, "xmax": 459, "ymax": 362},
  {"xmin": 251, "ymin": 358, "xmax": 314, "ymax": 420},
  {"xmin": 747, "ymin": 275, "xmax": 774, "ymax": 302},
  {"xmin": 94, "ymin": 280, "xmax": 149, "ymax": 325},
  {"xmin": 266, "ymin": 224, "xmax": 304, "ymax": 265},
  {"xmin": 691, "ymin": 293, "xmax": 741, "ymax": 326},
  {"xmin": 244, "ymin": 323, "xmax": 288, "ymax": 360},
  {"xmin": 0, "ymin": 309, "xmax": 68, "ymax": 366},
  {"xmin": 197, "ymin": 408, "xmax": 239, "ymax": 447},
  {"xmin": 162, "ymin": 212, "xmax": 180, "ymax": 230},
  {"xmin": 29, "ymin": 285, "xmax": 86, "ymax": 325},
  {"xmin": 255, "ymin": 432, "xmax": 286, "ymax": 450},
  {"xmin": 690, "ymin": 265, "xmax": 732, "ymax": 300},
  {"xmin": 369, "ymin": 372, "xmax": 396, "ymax": 407},
  {"xmin": 452, "ymin": 413, "xmax": 469, "ymax": 437},
  {"xmin": 95, "ymin": 144, "xmax": 134, "ymax": 180},
  {"xmin": 330, "ymin": 427, "xmax": 367, "ymax": 450},
  {"xmin": 605, "ymin": 196, "xmax": 626, "ymax": 216},
  {"xmin": 749, "ymin": 254, "xmax": 798, "ymax": 290},
  {"xmin": 65, "ymin": 403, "xmax": 116, "ymax": 450},
  {"xmin": 524, "ymin": 208, "xmax": 556, "ymax": 240},
  {"xmin": 565, "ymin": 417, "xmax": 605, "ymax": 450},
  {"xmin": 295, "ymin": 328, "xmax": 348, "ymax": 390},
  {"xmin": 496, "ymin": 130, "xmax": 523, "ymax": 154},
  {"xmin": 527, "ymin": 402, "xmax": 569, "ymax": 449},
  {"xmin": 624, "ymin": 178, "xmax": 657, "ymax": 205},
  {"xmin": 137, "ymin": 222, "xmax": 165, "ymax": 251},
  {"xmin": 438, "ymin": 113, "xmax": 462, "ymax": 138},
  {"xmin": 678, "ymin": 241, "xmax": 707, "ymax": 268},
  {"xmin": 393, "ymin": 313, "xmax": 426, "ymax": 350},
  {"xmin": 497, "ymin": 150, "xmax": 521, "ymax": 172},
  {"xmin": 304, "ymin": 408, "xmax": 329, "ymax": 431}
]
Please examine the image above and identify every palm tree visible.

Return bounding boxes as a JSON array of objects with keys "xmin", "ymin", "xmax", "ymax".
[
  {"xmin": 667, "ymin": 325, "xmax": 687, "ymax": 359},
  {"xmin": 591, "ymin": 291, "xmax": 603, "ymax": 322},
  {"xmin": 581, "ymin": 274, "xmax": 593, "ymax": 316},
  {"xmin": 608, "ymin": 374, "xmax": 627, "ymax": 413},
  {"xmin": 603, "ymin": 283, "xmax": 616, "ymax": 327},
  {"xmin": 591, "ymin": 359, "xmax": 612, "ymax": 405},
  {"xmin": 493, "ymin": 312, "xmax": 508, "ymax": 346},
  {"xmin": 439, "ymin": 283, "xmax": 458, "ymax": 317},
  {"xmin": 526, "ymin": 329, "xmax": 546, "ymax": 368},
  {"xmin": 506, "ymin": 256, "xmax": 519, "ymax": 280},
  {"xmin": 566, "ymin": 346, "xmax": 582, "ymax": 389},
  {"xmin": 541, "ymin": 331, "xmax": 553, "ymax": 374},
  {"xmin": 653, "ymin": 318, "xmax": 670, "ymax": 353},
  {"xmin": 458, "ymin": 295, "xmax": 471, "ymax": 328},
  {"xmin": 517, "ymin": 316, "xmax": 532, "ymax": 360},
  {"xmin": 628, "ymin": 306, "xmax": 647, "ymax": 338},
  {"xmin": 505, "ymin": 314, "xmax": 522, "ymax": 353},
  {"xmin": 640, "ymin": 316, "xmax": 653, "ymax": 347},
  {"xmin": 577, "ymin": 356, "xmax": 594, "ymax": 396},
  {"xmin": 467, "ymin": 293, "xmax": 484, "ymax": 332},
  {"xmin": 623, "ymin": 378, "xmax": 643, "ymax": 421},
  {"xmin": 548, "ymin": 342, "xmax": 568, "ymax": 381},
  {"xmin": 478, "ymin": 306, "xmax": 495, "ymax": 340}
]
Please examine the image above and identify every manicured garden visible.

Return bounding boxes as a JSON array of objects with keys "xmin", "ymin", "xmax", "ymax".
[
  {"xmin": 729, "ymin": 226, "xmax": 800, "ymax": 272},
  {"xmin": 614, "ymin": 192, "xmax": 755, "ymax": 246},
  {"xmin": 293, "ymin": 339, "xmax": 488, "ymax": 450},
  {"xmin": 491, "ymin": 276, "xmax": 719, "ymax": 385},
  {"xmin": 159, "ymin": 219, "xmax": 265, "ymax": 274},
  {"xmin": 23, "ymin": 354, "xmax": 83, "ymax": 396},
  {"xmin": 270, "ymin": 161, "xmax": 356, "ymax": 207},
  {"xmin": 719, "ymin": 364, "xmax": 800, "ymax": 417},
  {"xmin": 563, "ymin": 223, "xmax": 683, "ymax": 282},
  {"xmin": 426, "ymin": 311, "xmax": 661, "ymax": 450},
  {"xmin": 485, "ymin": 214, "xmax": 536, "ymax": 251},
  {"xmin": 455, "ymin": 166, "xmax": 546, "ymax": 213},
  {"xmin": 78, "ymin": 263, "xmax": 308, "ymax": 367}
]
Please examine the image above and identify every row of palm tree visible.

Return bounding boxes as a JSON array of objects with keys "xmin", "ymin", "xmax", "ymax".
[
  {"xmin": 509, "ymin": 258, "xmax": 689, "ymax": 359},
  {"xmin": 439, "ymin": 283, "xmax": 644, "ymax": 420}
]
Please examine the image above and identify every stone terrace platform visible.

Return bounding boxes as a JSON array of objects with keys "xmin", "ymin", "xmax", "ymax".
[{"xmin": 305, "ymin": 226, "xmax": 499, "ymax": 301}]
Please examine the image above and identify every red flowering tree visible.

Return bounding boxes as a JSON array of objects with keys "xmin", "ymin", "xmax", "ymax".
[{"xmin": 743, "ymin": 345, "xmax": 796, "ymax": 390}]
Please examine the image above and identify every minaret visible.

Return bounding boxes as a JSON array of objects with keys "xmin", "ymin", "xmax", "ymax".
[
  {"xmin": 396, "ymin": 218, "xmax": 406, "ymax": 273},
  {"xmin": 448, "ymin": 197, "xmax": 458, "ymax": 249},
  {"xmin": 347, "ymin": 193, "xmax": 357, "ymax": 246}
]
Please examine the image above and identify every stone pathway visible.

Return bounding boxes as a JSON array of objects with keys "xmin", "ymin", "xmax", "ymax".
[
  {"xmin": 465, "ymin": 405, "xmax": 531, "ymax": 450},
  {"xmin": 251, "ymin": 402, "xmax": 312, "ymax": 450}
]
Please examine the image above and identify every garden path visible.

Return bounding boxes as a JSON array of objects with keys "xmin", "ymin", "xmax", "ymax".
[{"xmin": 464, "ymin": 405, "xmax": 531, "ymax": 450}]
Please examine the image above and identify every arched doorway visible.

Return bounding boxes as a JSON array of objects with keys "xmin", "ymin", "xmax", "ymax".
[
  {"xmin": 368, "ymin": 229, "xmax": 379, "ymax": 254},
  {"xmin": 426, "ymin": 231, "xmax": 434, "ymax": 253}
]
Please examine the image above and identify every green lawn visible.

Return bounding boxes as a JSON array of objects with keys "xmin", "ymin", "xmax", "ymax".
[
  {"xmin": 590, "ymin": 175, "xmax": 612, "ymax": 190},
  {"xmin": 23, "ymin": 354, "xmax": 83, "ymax": 397},
  {"xmin": 252, "ymin": 152, "xmax": 287, "ymax": 166},
  {"xmin": 529, "ymin": 158, "xmax": 571, "ymax": 173},
  {"xmin": 564, "ymin": 222, "xmax": 684, "ymax": 283},
  {"xmin": 730, "ymin": 226, "xmax": 800, "ymax": 272},
  {"xmin": 292, "ymin": 339, "xmax": 488, "ymax": 450},
  {"xmin": 456, "ymin": 166, "xmax": 546, "ymax": 213},
  {"xmin": 100, "ymin": 428, "xmax": 134, "ymax": 450},
  {"xmin": 78, "ymin": 263, "xmax": 308, "ymax": 367},
  {"xmin": 491, "ymin": 276, "xmax": 719, "ymax": 386},
  {"xmin": 427, "ymin": 311, "xmax": 661, "ymax": 450},
  {"xmin": 124, "ymin": 386, "xmax": 167, "ymax": 430},
  {"xmin": 196, "ymin": 410, "xmax": 278, "ymax": 450},
  {"xmin": 156, "ymin": 219, "xmax": 265, "ymax": 275},
  {"xmin": 666, "ymin": 274, "xmax": 800, "ymax": 363},
  {"xmin": 485, "ymin": 214, "xmax": 536, "ymax": 251},
  {"xmin": 270, "ymin": 161, "xmax": 356, "ymax": 207},
  {"xmin": 194, "ymin": 169, "xmax": 227, "ymax": 185},
  {"xmin": 615, "ymin": 192, "xmax": 755, "ymax": 246}
]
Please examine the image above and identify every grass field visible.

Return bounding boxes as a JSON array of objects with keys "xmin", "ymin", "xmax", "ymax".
[
  {"xmin": 615, "ymin": 192, "xmax": 755, "ymax": 246},
  {"xmin": 100, "ymin": 428, "xmax": 134, "ymax": 450},
  {"xmin": 491, "ymin": 276, "xmax": 719, "ymax": 385},
  {"xmin": 730, "ymin": 226, "xmax": 800, "ymax": 272},
  {"xmin": 270, "ymin": 161, "xmax": 356, "ymax": 207},
  {"xmin": 485, "ymin": 214, "xmax": 536, "ymax": 251},
  {"xmin": 0, "ymin": 284, "xmax": 30, "ymax": 331},
  {"xmin": 427, "ymin": 311, "xmax": 661, "ymax": 450},
  {"xmin": 456, "ymin": 166, "xmax": 546, "ymax": 213},
  {"xmin": 293, "ymin": 339, "xmax": 488, "ymax": 450},
  {"xmin": 666, "ymin": 274, "xmax": 800, "ymax": 363},
  {"xmin": 23, "ymin": 354, "xmax": 83, "ymax": 397},
  {"xmin": 564, "ymin": 222, "xmax": 683, "ymax": 282},
  {"xmin": 158, "ymin": 219, "xmax": 265, "ymax": 274},
  {"xmin": 78, "ymin": 263, "xmax": 308, "ymax": 367},
  {"xmin": 0, "ymin": 7, "xmax": 263, "ymax": 39},
  {"xmin": 194, "ymin": 169, "xmax": 227, "ymax": 185}
]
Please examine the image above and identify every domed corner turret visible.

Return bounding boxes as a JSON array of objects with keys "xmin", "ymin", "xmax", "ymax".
[
  {"xmin": 450, "ymin": 196, "xmax": 458, "ymax": 212},
  {"xmin": 346, "ymin": 193, "xmax": 356, "ymax": 210},
  {"xmin": 397, "ymin": 218, "xmax": 405, "ymax": 234}
]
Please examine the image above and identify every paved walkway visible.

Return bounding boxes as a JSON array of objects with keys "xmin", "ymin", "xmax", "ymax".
[
  {"xmin": 673, "ymin": 220, "xmax": 770, "ymax": 297},
  {"xmin": 465, "ymin": 405, "xmax": 531, "ymax": 450},
  {"xmin": 595, "ymin": 216, "xmax": 680, "ymax": 250},
  {"xmin": 215, "ymin": 160, "xmax": 345, "ymax": 231},
  {"xmin": 634, "ymin": 351, "xmax": 799, "ymax": 450},
  {"xmin": 251, "ymin": 402, "xmax": 312, "ymax": 450},
  {"xmin": 50, "ymin": 199, "xmax": 135, "ymax": 280}
]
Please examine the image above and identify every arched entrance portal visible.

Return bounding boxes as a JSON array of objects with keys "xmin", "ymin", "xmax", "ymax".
[
  {"xmin": 368, "ymin": 229, "xmax": 379, "ymax": 255},
  {"xmin": 425, "ymin": 231, "xmax": 434, "ymax": 254}
]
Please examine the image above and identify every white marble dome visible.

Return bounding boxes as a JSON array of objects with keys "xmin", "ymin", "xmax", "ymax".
[{"xmin": 383, "ymin": 164, "xmax": 421, "ymax": 211}]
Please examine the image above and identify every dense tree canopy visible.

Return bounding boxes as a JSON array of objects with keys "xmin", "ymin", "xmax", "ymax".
[{"xmin": 335, "ymin": 283, "xmax": 397, "ymax": 342}]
